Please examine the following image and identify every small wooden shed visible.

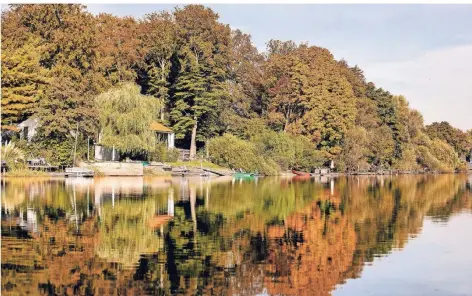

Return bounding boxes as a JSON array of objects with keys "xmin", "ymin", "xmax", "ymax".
[
  {"xmin": 94, "ymin": 122, "xmax": 175, "ymax": 161},
  {"xmin": 150, "ymin": 121, "xmax": 175, "ymax": 149}
]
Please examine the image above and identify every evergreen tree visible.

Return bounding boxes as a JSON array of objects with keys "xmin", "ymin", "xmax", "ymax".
[
  {"xmin": 170, "ymin": 5, "xmax": 231, "ymax": 159},
  {"xmin": 1, "ymin": 36, "xmax": 48, "ymax": 128},
  {"xmin": 139, "ymin": 12, "xmax": 177, "ymax": 122}
]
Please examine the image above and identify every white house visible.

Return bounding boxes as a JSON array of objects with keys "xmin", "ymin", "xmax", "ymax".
[{"xmin": 18, "ymin": 117, "xmax": 39, "ymax": 142}]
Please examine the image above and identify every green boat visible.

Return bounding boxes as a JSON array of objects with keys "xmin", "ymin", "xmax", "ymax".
[{"xmin": 234, "ymin": 172, "xmax": 256, "ymax": 179}]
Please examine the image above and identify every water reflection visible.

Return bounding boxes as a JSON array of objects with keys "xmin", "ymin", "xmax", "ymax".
[{"xmin": 1, "ymin": 175, "xmax": 471, "ymax": 295}]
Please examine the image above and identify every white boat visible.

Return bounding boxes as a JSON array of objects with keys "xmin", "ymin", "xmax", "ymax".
[{"xmin": 65, "ymin": 167, "xmax": 94, "ymax": 177}]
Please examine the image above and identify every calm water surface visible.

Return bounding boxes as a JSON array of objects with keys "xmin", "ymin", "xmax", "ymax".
[{"xmin": 1, "ymin": 174, "xmax": 472, "ymax": 295}]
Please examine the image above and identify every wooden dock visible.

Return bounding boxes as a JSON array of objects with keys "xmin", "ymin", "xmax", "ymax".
[
  {"xmin": 201, "ymin": 167, "xmax": 233, "ymax": 176},
  {"xmin": 65, "ymin": 167, "xmax": 94, "ymax": 177},
  {"xmin": 28, "ymin": 165, "xmax": 59, "ymax": 171}
]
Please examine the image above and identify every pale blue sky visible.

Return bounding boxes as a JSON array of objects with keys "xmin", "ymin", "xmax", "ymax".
[
  {"xmin": 85, "ymin": 5, "xmax": 472, "ymax": 130},
  {"xmin": 333, "ymin": 213, "xmax": 472, "ymax": 295}
]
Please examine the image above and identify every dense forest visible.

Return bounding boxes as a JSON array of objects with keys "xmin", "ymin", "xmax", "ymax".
[{"xmin": 1, "ymin": 4, "xmax": 471, "ymax": 173}]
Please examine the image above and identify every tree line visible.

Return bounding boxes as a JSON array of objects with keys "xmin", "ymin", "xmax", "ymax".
[{"xmin": 1, "ymin": 4, "xmax": 471, "ymax": 172}]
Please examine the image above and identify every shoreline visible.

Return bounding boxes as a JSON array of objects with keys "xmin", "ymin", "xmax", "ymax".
[{"xmin": 2, "ymin": 170, "xmax": 470, "ymax": 179}]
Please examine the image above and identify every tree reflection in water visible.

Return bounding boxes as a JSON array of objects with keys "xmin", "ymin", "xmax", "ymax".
[{"xmin": 1, "ymin": 175, "xmax": 471, "ymax": 295}]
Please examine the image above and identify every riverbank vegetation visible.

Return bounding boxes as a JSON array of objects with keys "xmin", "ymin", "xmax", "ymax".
[{"xmin": 1, "ymin": 4, "xmax": 471, "ymax": 173}]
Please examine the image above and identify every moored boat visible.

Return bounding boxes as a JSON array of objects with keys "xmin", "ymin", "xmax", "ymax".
[
  {"xmin": 234, "ymin": 172, "xmax": 255, "ymax": 179},
  {"xmin": 291, "ymin": 169, "xmax": 310, "ymax": 177},
  {"xmin": 65, "ymin": 167, "xmax": 94, "ymax": 177}
]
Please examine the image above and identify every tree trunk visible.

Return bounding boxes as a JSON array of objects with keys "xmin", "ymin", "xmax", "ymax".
[
  {"xmin": 190, "ymin": 117, "xmax": 198, "ymax": 160},
  {"xmin": 284, "ymin": 107, "xmax": 291, "ymax": 132}
]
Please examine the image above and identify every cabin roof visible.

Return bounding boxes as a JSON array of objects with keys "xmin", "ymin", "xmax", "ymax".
[
  {"xmin": 18, "ymin": 117, "xmax": 39, "ymax": 127},
  {"xmin": 150, "ymin": 121, "xmax": 173, "ymax": 133}
]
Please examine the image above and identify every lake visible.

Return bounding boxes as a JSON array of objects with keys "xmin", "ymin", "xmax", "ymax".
[{"xmin": 1, "ymin": 174, "xmax": 472, "ymax": 295}]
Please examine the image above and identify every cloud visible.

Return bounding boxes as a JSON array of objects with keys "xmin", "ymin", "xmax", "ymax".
[{"xmin": 363, "ymin": 44, "xmax": 472, "ymax": 131}]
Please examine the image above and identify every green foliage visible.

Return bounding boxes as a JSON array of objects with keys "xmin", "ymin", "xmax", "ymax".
[
  {"xmin": 220, "ymin": 115, "xmax": 269, "ymax": 140},
  {"xmin": 149, "ymin": 142, "xmax": 179, "ymax": 162},
  {"xmin": 252, "ymin": 130, "xmax": 295, "ymax": 170},
  {"xmin": 1, "ymin": 141, "xmax": 25, "ymax": 170},
  {"xmin": 36, "ymin": 70, "xmax": 98, "ymax": 140},
  {"xmin": 393, "ymin": 144, "xmax": 418, "ymax": 171},
  {"xmin": 95, "ymin": 83, "xmax": 161, "ymax": 153},
  {"xmin": 251, "ymin": 130, "xmax": 327, "ymax": 171},
  {"xmin": 207, "ymin": 134, "xmax": 279, "ymax": 175},
  {"xmin": 415, "ymin": 138, "xmax": 458, "ymax": 172},
  {"xmin": 367, "ymin": 125, "xmax": 395, "ymax": 168},
  {"xmin": 169, "ymin": 5, "xmax": 231, "ymax": 158},
  {"xmin": 264, "ymin": 44, "xmax": 357, "ymax": 156},
  {"xmin": 1, "ymin": 35, "xmax": 48, "ymax": 128},
  {"xmin": 2, "ymin": 4, "xmax": 467, "ymax": 173},
  {"xmin": 337, "ymin": 127, "xmax": 369, "ymax": 172},
  {"xmin": 426, "ymin": 121, "xmax": 471, "ymax": 159},
  {"xmin": 3, "ymin": 168, "xmax": 49, "ymax": 177},
  {"xmin": 428, "ymin": 139, "xmax": 459, "ymax": 171},
  {"xmin": 139, "ymin": 12, "xmax": 177, "ymax": 121},
  {"xmin": 207, "ymin": 133, "xmax": 326, "ymax": 174},
  {"xmin": 167, "ymin": 161, "xmax": 224, "ymax": 170},
  {"xmin": 16, "ymin": 136, "xmax": 88, "ymax": 166}
]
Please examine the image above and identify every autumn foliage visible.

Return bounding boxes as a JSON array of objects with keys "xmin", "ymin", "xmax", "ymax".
[{"xmin": 1, "ymin": 4, "xmax": 470, "ymax": 170}]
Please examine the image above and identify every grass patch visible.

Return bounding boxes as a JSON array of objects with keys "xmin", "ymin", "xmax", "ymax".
[{"xmin": 2, "ymin": 169, "xmax": 50, "ymax": 177}]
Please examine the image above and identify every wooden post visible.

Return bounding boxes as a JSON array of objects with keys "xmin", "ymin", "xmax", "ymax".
[{"xmin": 87, "ymin": 136, "xmax": 90, "ymax": 162}]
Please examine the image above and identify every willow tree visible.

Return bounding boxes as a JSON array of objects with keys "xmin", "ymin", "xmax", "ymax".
[{"xmin": 95, "ymin": 83, "xmax": 161, "ymax": 154}]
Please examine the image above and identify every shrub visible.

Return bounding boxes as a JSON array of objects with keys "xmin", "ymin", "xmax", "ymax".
[
  {"xmin": 207, "ymin": 134, "xmax": 279, "ymax": 175},
  {"xmin": 149, "ymin": 142, "xmax": 180, "ymax": 162},
  {"xmin": 167, "ymin": 148, "xmax": 180, "ymax": 162},
  {"xmin": 1, "ymin": 141, "xmax": 26, "ymax": 170},
  {"xmin": 252, "ymin": 130, "xmax": 295, "ymax": 170},
  {"xmin": 291, "ymin": 135, "xmax": 328, "ymax": 171},
  {"xmin": 3, "ymin": 169, "xmax": 48, "ymax": 177},
  {"xmin": 415, "ymin": 137, "xmax": 459, "ymax": 172},
  {"xmin": 428, "ymin": 139, "xmax": 458, "ymax": 171},
  {"xmin": 251, "ymin": 130, "xmax": 328, "ymax": 172},
  {"xmin": 15, "ymin": 136, "xmax": 90, "ymax": 167}
]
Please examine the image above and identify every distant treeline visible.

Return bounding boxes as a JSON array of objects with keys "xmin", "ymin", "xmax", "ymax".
[{"xmin": 1, "ymin": 4, "xmax": 471, "ymax": 172}]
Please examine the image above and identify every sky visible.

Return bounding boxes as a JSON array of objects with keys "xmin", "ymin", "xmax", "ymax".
[
  {"xmin": 333, "ymin": 213, "xmax": 472, "ymax": 295},
  {"xmin": 86, "ymin": 4, "xmax": 472, "ymax": 130}
]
